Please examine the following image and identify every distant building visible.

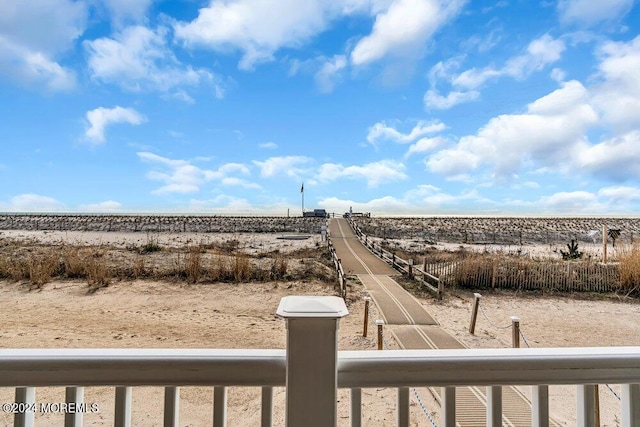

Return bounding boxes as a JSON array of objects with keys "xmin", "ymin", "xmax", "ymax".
[{"xmin": 303, "ymin": 209, "xmax": 328, "ymax": 218}]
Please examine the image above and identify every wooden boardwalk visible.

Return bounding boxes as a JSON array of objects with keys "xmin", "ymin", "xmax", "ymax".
[{"xmin": 329, "ymin": 218, "xmax": 561, "ymax": 427}]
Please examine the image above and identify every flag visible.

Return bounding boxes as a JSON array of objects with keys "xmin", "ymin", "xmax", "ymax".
[{"xmin": 300, "ymin": 183, "xmax": 304, "ymax": 193}]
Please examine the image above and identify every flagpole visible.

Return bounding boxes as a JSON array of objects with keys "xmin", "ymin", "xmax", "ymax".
[{"xmin": 301, "ymin": 182, "xmax": 304, "ymax": 216}]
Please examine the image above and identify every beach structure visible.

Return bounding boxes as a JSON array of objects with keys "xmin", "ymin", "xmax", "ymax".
[{"xmin": 1, "ymin": 295, "xmax": 639, "ymax": 427}]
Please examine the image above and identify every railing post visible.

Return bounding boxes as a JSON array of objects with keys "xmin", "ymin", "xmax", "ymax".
[
  {"xmin": 65, "ymin": 386, "xmax": 84, "ymax": 427},
  {"xmin": 14, "ymin": 387, "xmax": 35, "ymax": 427},
  {"xmin": 163, "ymin": 387, "xmax": 179, "ymax": 427},
  {"xmin": 469, "ymin": 293, "xmax": 481, "ymax": 334},
  {"xmin": 577, "ymin": 385, "xmax": 596, "ymax": 427},
  {"xmin": 486, "ymin": 386, "xmax": 502, "ymax": 427},
  {"xmin": 532, "ymin": 386, "xmax": 549, "ymax": 427},
  {"xmin": 622, "ymin": 384, "xmax": 640, "ymax": 426},
  {"xmin": 114, "ymin": 386, "xmax": 132, "ymax": 427},
  {"xmin": 351, "ymin": 388, "xmax": 361, "ymax": 427},
  {"xmin": 511, "ymin": 316, "xmax": 520, "ymax": 348},
  {"xmin": 408, "ymin": 259, "xmax": 413, "ymax": 279},
  {"xmin": 441, "ymin": 387, "xmax": 455, "ymax": 427},
  {"xmin": 398, "ymin": 387, "xmax": 410, "ymax": 427},
  {"xmin": 261, "ymin": 387, "xmax": 273, "ymax": 427},
  {"xmin": 363, "ymin": 296, "xmax": 371, "ymax": 337},
  {"xmin": 376, "ymin": 319, "xmax": 385, "ymax": 350},
  {"xmin": 277, "ymin": 296, "xmax": 348, "ymax": 427}
]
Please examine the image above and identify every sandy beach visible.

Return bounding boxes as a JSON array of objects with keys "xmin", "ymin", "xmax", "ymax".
[{"xmin": 1, "ymin": 227, "xmax": 639, "ymax": 425}]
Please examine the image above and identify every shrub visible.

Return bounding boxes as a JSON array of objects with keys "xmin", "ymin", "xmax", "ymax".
[
  {"xmin": 185, "ymin": 246, "xmax": 202, "ymax": 284},
  {"xmin": 560, "ymin": 240, "xmax": 583, "ymax": 260},
  {"xmin": 618, "ymin": 243, "xmax": 640, "ymax": 295}
]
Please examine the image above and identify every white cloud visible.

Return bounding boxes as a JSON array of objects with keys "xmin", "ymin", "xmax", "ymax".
[
  {"xmin": 318, "ymin": 160, "xmax": 407, "ymax": 187},
  {"xmin": 315, "ymin": 55, "xmax": 347, "ymax": 93},
  {"xmin": 101, "ymin": 0, "xmax": 154, "ymax": 26},
  {"xmin": 577, "ymin": 131, "xmax": 640, "ymax": 181},
  {"xmin": 591, "ymin": 35, "xmax": 640, "ymax": 132},
  {"xmin": 3, "ymin": 194, "xmax": 66, "ymax": 212},
  {"xmin": 424, "ymin": 89, "xmax": 479, "ymax": 109},
  {"xmin": 558, "ymin": 0, "xmax": 634, "ymax": 26},
  {"xmin": 85, "ymin": 25, "xmax": 225, "ymax": 97},
  {"xmin": 598, "ymin": 186, "xmax": 640, "ymax": 203},
  {"xmin": 427, "ymin": 35, "xmax": 565, "ymax": 109},
  {"xmin": 318, "ymin": 185, "xmax": 490, "ymax": 215},
  {"xmin": 253, "ymin": 156, "xmax": 312, "ymax": 178},
  {"xmin": 0, "ymin": 0, "xmax": 86, "ymax": 91},
  {"xmin": 405, "ymin": 136, "xmax": 447, "ymax": 157},
  {"xmin": 79, "ymin": 200, "xmax": 123, "ymax": 212},
  {"xmin": 351, "ymin": 0, "xmax": 465, "ymax": 66},
  {"xmin": 221, "ymin": 177, "xmax": 262, "ymax": 189},
  {"xmin": 85, "ymin": 106, "xmax": 146, "ymax": 144},
  {"xmin": 367, "ymin": 120, "xmax": 446, "ymax": 145},
  {"xmin": 259, "ymin": 142, "xmax": 278, "ymax": 149},
  {"xmin": 138, "ymin": 152, "xmax": 255, "ymax": 195},
  {"xmin": 174, "ymin": 0, "xmax": 336, "ymax": 70},
  {"xmin": 540, "ymin": 191, "xmax": 601, "ymax": 212},
  {"xmin": 453, "ymin": 35, "xmax": 566, "ymax": 90},
  {"xmin": 427, "ymin": 80, "xmax": 598, "ymax": 179},
  {"xmin": 0, "ymin": 0, "xmax": 87, "ymax": 55}
]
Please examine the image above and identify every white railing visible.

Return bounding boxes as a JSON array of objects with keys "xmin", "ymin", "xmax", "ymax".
[{"xmin": 2, "ymin": 296, "xmax": 640, "ymax": 427}]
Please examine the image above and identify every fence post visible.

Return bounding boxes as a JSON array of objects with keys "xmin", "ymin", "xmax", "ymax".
[
  {"xmin": 511, "ymin": 316, "xmax": 520, "ymax": 348},
  {"xmin": 277, "ymin": 296, "xmax": 348, "ymax": 427},
  {"xmin": 603, "ymin": 225, "xmax": 608, "ymax": 264},
  {"xmin": 469, "ymin": 293, "xmax": 481, "ymax": 334},
  {"xmin": 363, "ymin": 296, "xmax": 371, "ymax": 337},
  {"xmin": 376, "ymin": 320, "xmax": 385, "ymax": 350}
]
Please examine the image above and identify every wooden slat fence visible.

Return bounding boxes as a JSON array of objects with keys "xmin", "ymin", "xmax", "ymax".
[{"xmin": 424, "ymin": 257, "xmax": 621, "ymax": 292}]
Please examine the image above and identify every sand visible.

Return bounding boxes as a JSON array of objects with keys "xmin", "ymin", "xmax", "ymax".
[{"xmin": 1, "ymin": 230, "xmax": 639, "ymax": 426}]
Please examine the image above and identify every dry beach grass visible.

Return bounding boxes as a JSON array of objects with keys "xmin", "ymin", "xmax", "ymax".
[{"xmin": 1, "ymin": 215, "xmax": 639, "ymax": 425}]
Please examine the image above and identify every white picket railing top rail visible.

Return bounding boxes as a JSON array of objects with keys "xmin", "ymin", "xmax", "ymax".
[
  {"xmin": 2, "ymin": 346, "xmax": 640, "ymax": 388},
  {"xmin": 0, "ymin": 349, "xmax": 286, "ymax": 387}
]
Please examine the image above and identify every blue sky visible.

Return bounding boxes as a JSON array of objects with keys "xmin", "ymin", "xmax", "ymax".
[{"xmin": 1, "ymin": 0, "xmax": 639, "ymax": 215}]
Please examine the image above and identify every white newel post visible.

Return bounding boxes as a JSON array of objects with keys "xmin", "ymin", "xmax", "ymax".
[{"xmin": 277, "ymin": 296, "xmax": 349, "ymax": 427}]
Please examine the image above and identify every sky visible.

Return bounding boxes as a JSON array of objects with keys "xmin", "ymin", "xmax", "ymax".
[{"xmin": 1, "ymin": 0, "xmax": 639, "ymax": 216}]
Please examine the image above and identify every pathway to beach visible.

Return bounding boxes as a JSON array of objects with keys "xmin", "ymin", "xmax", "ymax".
[{"xmin": 329, "ymin": 217, "xmax": 561, "ymax": 427}]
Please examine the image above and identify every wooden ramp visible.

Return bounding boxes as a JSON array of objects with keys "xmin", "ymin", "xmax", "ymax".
[{"xmin": 329, "ymin": 218, "xmax": 562, "ymax": 427}]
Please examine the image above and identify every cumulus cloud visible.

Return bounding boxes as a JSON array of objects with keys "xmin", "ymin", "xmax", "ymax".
[
  {"xmin": 79, "ymin": 200, "xmax": 123, "ymax": 212},
  {"xmin": 540, "ymin": 191, "xmax": 601, "ymax": 213},
  {"xmin": 85, "ymin": 106, "xmax": 146, "ymax": 144},
  {"xmin": 318, "ymin": 185, "xmax": 490, "ymax": 215},
  {"xmin": 405, "ymin": 136, "xmax": 447, "ymax": 158},
  {"xmin": 253, "ymin": 156, "xmax": 312, "ymax": 178},
  {"xmin": 318, "ymin": 160, "xmax": 407, "ymax": 187},
  {"xmin": 85, "ymin": 25, "xmax": 226, "ymax": 97},
  {"xmin": 367, "ymin": 120, "xmax": 446, "ymax": 146},
  {"xmin": 259, "ymin": 142, "xmax": 278, "ymax": 149},
  {"xmin": 426, "ymin": 34, "xmax": 565, "ymax": 109},
  {"xmin": 174, "ymin": 0, "xmax": 335, "ymax": 70},
  {"xmin": 426, "ymin": 80, "xmax": 598, "ymax": 179},
  {"xmin": 138, "ymin": 152, "xmax": 254, "ymax": 194},
  {"xmin": 577, "ymin": 131, "xmax": 640, "ymax": 181},
  {"xmin": 2, "ymin": 194, "xmax": 66, "ymax": 212},
  {"xmin": 0, "ymin": 0, "xmax": 86, "ymax": 91},
  {"xmin": 315, "ymin": 55, "xmax": 347, "ymax": 93},
  {"xmin": 591, "ymin": 35, "xmax": 640, "ymax": 132},
  {"xmin": 598, "ymin": 186, "xmax": 640, "ymax": 203},
  {"xmin": 557, "ymin": 0, "xmax": 634, "ymax": 26},
  {"xmin": 101, "ymin": 0, "xmax": 154, "ymax": 26},
  {"xmin": 424, "ymin": 89, "xmax": 479, "ymax": 109},
  {"xmin": 351, "ymin": 0, "xmax": 465, "ymax": 66},
  {"xmin": 453, "ymin": 35, "xmax": 566, "ymax": 90}
]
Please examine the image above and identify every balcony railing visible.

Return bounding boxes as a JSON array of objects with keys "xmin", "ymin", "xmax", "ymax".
[{"xmin": 1, "ymin": 296, "xmax": 639, "ymax": 427}]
